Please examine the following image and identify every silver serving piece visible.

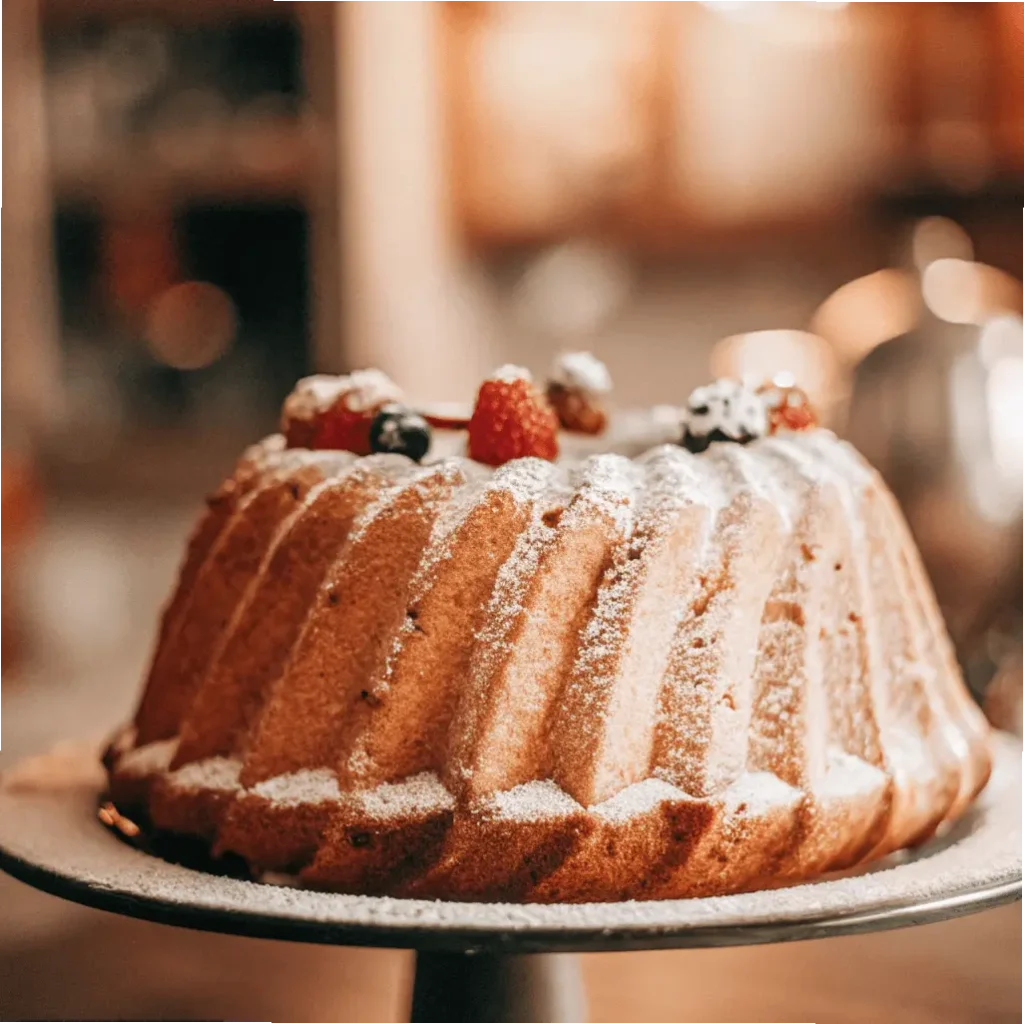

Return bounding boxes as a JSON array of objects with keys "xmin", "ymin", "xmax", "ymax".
[{"xmin": 845, "ymin": 310, "xmax": 1022, "ymax": 702}]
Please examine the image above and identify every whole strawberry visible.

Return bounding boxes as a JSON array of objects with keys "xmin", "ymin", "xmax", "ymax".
[{"xmin": 468, "ymin": 366, "xmax": 559, "ymax": 466}]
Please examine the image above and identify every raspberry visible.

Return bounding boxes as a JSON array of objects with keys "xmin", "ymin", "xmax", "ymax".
[
  {"xmin": 757, "ymin": 383, "xmax": 818, "ymax": 434},
  {"xmin": 281, "ymin": 371, "xmax": 403, "ymax": 454},
  {"xmin": 307, "ymin": 402, "xmax": 376, "ymax": 454},
  {"xmin": 468, "ymin": 367, "xmax": 559, "ymax": 467}
]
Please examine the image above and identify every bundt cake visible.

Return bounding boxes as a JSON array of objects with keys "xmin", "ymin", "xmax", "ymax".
[{"xmin": 104, "ymin": 366, "xmax": 991, "ymax": 903}]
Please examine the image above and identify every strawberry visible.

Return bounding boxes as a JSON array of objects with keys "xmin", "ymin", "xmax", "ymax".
[{"xmin": 468, "ymin": 366, "xmax": 559, "ymax": 466}]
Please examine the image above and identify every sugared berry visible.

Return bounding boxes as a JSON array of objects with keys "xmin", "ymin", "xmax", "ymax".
[
  {"xmin": 549, "ymin": 351, "xmax": 612, "ymax": 396},
  {"xmin": 468, "ymin": 366, "xmax": 559, "ymax": 466},
  {"xmin": 547, "ymin": 351, "xmax": 611, "ymax": 435},
  {"xmin": 757, "ymin": 382, "xmax": 818, "ymax": 434},
  {"xmin": 681, "ymin": 379, "xmax": 766, "ymax": 454},
  {"xmin": 369, "ymin": 404, "xmax": 432, "ymax": 462},
  {"xmin": 546, "ymin": 383, "xmax": 608, "ymax": 435},
  {"xmin": 281, "ymin": 370, "xmax": 403, "ymax": 454}
]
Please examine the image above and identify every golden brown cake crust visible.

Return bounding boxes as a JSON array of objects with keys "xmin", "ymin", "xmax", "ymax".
[{"xmin": 107, "ymin": 426, "xmax": 992, "ymax": 902}]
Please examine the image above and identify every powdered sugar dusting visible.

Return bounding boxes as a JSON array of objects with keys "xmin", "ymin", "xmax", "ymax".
[
  {"xmin": 10, "ymin": 737, "xmax": 1015, "ymax": 935},
  {"xmin": 344, "ymin": 369, "xmax": 406, "ymax": 412},
  {"xmin": 595, "ymin": 777, "xmax": 688, "ymax": 823},
  {"xmin": 484, "ymin": 780, "xmax": 582, "ymax": 821},
  {"xmin": 822, "ymin": 749, "xmax": 888, "ymax": 801},
  {"xmin": 345, "ymin": 460, "xmax": 464, "ymax": 549},
  {"xmin": 564, "ymin": 447, "xmax": 711, "ymax": 701},
  {"xmin": 281, "ymin": 370, "xmax": 404, "ymax": 425},
  {"xmin": 569, "ymin": 548, "xmax": 643, "ymax": 692},
  {"xmin": 251, "ymin": 768, "xmax": 341, "ymax": 806},
  {"xmin": 564, "ymin": 454, "xmax": 639, "ymax": 534},
  {"xmin": 166, "ymin": 757, "xmax": 241, "ymax": 793},
  {"xmin": 705, "ymin": 440, "xmax": 797, "ymax": 529},
  {"xmin": 797, "ymin": 430, "xmax": 875, "ymax": 488},
  {"xmin": 488, "ymin": 364, "xmax": 533, "ymax": 384},
  {"xmin": 465, "ymin": 510, "xmax": 557, "ymax": 689},
  {"xmin": 489, "ymin": 457, "xmax": 563, "ymax": 505},
  {"xmin": 275, "ymin": 447, "xmax": 356, "ymax": 474},
  {"xmin": 408, "ymin": 474, "xmax": 492, "ymax": 579},
  {"xmin": 637, "ymin": 444, "xmax": 721, "ymax": 510},
  {"xmin": 446, "ymin": 504, "xmax": 565, "ymax": 786},
  {"xmin": 370, "ymin": 459, "xmax": 551, "ymax": 691},
  {"xmin": 722, "ymin": 770, "xmax": 802, "ymax": 818},
  {"xmin": 239, "ymin": 433, "xmax": 287, "ymax": 472},
  {"xmin": 550, "ymin": 351, "xmax": 612, "ymax": 394},
  {"xmin": 350, "ymin": 772, "xmax": 455, "ymax": 820},
  {"xmin": 393, "ymin": 459, "xmax": 555, "ymax": 634}
]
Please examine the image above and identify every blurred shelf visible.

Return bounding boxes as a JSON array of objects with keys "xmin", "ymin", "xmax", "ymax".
[
  {"xmin": 460, "ymin": 206, "xmax": 883, "ymax": 262},
  {"xmin": 41, "ymin": 0, "xmax": 322, "ymax": 28},
  {"xmin": 51, "ymin": 124, "xmax": 327, "ymax": 208},
  {"xmin": 872, "ymin": 175, "xmax": 1024, "ymax": 218}
]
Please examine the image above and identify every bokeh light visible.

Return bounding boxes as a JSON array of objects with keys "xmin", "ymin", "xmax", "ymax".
[
  {"xmin": 145, "ymin": 281, "xmax": 237, "ymax": 370},
  {"xmin": 513, "ymin": 242, "xmax": 634, "ymax": 339},
  {"xmin": 921, "ymin": 259, "xmax": 1022, "ymax": 325},
  {"xmin": 810, "ymin": 269, "xmax": 919, "ymax": 363},
  {"xmin": 911, "ymin": 216, "xmax": 974, "ymax": 272},
  {"xmin": 710, "ymin": 328, "xmax": 841, "ymax": 412}
]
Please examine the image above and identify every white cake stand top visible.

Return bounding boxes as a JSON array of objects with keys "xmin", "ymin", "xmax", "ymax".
[{"xmin": 0, "ymin": 735, "xmax": 1019, "ymax": 954}]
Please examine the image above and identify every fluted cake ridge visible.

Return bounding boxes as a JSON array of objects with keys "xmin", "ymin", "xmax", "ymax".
[{"xmin": 105, "ymin": 391, "xmax": 991, "ymax": 902}]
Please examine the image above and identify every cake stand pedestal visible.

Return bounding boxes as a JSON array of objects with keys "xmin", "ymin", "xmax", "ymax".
[{"xmin": 0, "ymin": 736, "xmax": 1020, "ymax": 1023}]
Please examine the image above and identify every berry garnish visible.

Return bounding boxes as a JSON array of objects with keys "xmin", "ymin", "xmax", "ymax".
[
  {"xmin": 468, "ymin": 366, "xmax": 559, "ymax": 466},
  {"xmin": 546, "ymin": 351, "xmax": 611, "ymax": 435},
  {"xmin": 757, "ymin": 382, "xmax": 818, "ymax": 434},
  {"xmin": 681, "ymin": 379, "xmax": 767, "ymax": 454},
  {"xmin": 281, "ymin": 370, "xmax": 403, "ymax": 454},
  {"xmin": 369, "ymin": 404, "xmax": 432, "ymax": 462}
]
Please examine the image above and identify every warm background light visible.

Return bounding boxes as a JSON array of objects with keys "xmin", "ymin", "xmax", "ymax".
[
  {"xmin": 911, "ymin": 215, "xmax": 974, "ymax": 270},
  {"xmin": 922, "ymin": 259, "xmax": 1023, "ymax": 325},
  {"xmin": 145, "ymin": 281, "xmax": 237, "ymax": 371},
  {"xmin": 810, "ymin": 269, "xmax": 920, "ymax": 364},
  {"xmin": 710, "ymin": 329, "xmax": 842, "ymax": 417}
]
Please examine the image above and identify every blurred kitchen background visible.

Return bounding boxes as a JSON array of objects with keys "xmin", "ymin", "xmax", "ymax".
[{"xmin": 2, "ymin": 2, "xmax": 1021, "ymax": 1021}]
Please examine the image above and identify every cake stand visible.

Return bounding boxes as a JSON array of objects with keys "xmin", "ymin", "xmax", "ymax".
[{"xmin": 1, "ymin": 736, "xmax": 1020, "ymax": 1023}]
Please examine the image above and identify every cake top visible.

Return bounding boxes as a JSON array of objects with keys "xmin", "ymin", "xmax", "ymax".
[{"xmin": 277, "ymin": 357, "xmax": 820, "ymax": 469}]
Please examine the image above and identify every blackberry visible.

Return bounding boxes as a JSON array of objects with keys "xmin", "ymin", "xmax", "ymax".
[{"xmin": 369, "ymin": 404, "xmax": 432, "ymax": 462}]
